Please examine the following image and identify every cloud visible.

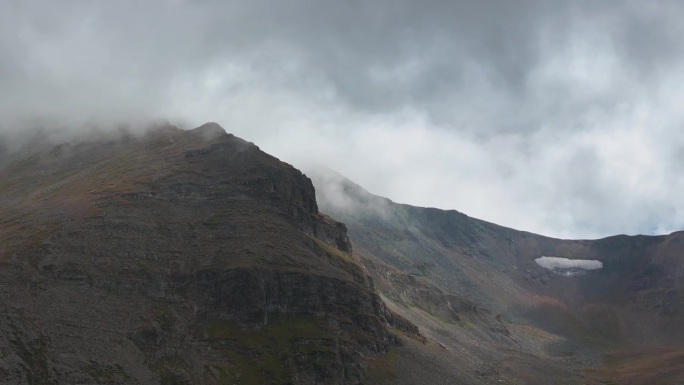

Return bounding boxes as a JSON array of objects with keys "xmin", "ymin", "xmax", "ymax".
[
  {"xmin": 3, "ymin": 0, "xmax": 684, "ymax": 238},
  {"xmin": 305, "ymin": 166, "xmax": 396, "ymax": 221}
]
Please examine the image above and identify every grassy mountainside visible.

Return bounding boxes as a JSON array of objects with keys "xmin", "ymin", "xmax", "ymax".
[
  {"xmin": 0, "ymin": 124, "xmax": 409, "ymax": 385},
  {"xmin": 309, "ymin": 167, "xmax": 684, "ymax": 385}
]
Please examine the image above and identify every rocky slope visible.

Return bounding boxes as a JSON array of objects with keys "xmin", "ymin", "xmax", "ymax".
[
  {"xmin": 309, "ymin": 167, "xmax": 684, "ymax": 385},
  {"xmin": 0, "ymin": 124, "xmax": 410, "ymax": 385},
  {"xmin": 5, "ymin": 122, "xmax": 683, "ymax": 384}
]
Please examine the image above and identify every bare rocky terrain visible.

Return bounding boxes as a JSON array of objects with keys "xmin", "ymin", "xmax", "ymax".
[
  {"xmin": 0, "ymin": 124, "xmax": 413, "ymax": 384},
  {"xmin": 2, "ymin": 123, "xmax": 684, "ymax": 384},
  {"xmin": 309, "ymin": 167, "xmax": 684, "ymax": 384}
]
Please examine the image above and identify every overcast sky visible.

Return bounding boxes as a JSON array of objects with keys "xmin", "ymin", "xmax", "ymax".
[{"xmin": 2, "ymin": 0, "xmax": 684, "ymax": 239}]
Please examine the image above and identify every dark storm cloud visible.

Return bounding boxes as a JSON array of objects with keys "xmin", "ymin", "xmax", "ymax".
[
  {"xmin": 2, "ymin": 0, "xmax": 684, "ymax": 238},
  {"xmin": 0, "ymin": 0, "xmax": 674, "ymax": 124}
]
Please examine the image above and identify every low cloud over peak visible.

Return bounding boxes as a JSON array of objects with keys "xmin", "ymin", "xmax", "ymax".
[{"xmin": 3, "ymin": 0, "xmax": 684, "ymax": 238}]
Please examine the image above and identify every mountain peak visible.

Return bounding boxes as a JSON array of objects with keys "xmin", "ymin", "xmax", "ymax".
[
  {"xmin": 190, "ymin": 121, "xmax": 227, "ymax": 139},
  {"xmin": 0, "ymin": 126, "xmax": 409, "ymax": 384}
]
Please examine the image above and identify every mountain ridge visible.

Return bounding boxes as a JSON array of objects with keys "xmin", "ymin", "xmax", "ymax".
[
  {"xmin": 2, "ymin": 123, "xmax": 684, "ymax": 384},
  {"xmin": 0, "ymin": 123, "xmax": 416, "ymax": 384},
  {"xmin": 308, "ymin": 165, "xmax": 684, "ymax": 384}
]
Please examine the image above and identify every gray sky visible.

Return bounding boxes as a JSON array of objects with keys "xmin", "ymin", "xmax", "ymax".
[{"xmin": 3, "ymin": 0, "xmax": 684, "ymax": 238}]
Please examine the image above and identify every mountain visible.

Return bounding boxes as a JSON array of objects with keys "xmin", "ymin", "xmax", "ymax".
[
  {"xmin": 3, "ymin": 122, "xmax": 684, "ymax": 385},
  {"xmin": 0, "ymin": 124, "xmax": 414, "ymax": 384},
  {"xmin": 308, "ymin": 167, "xmax": 684, "ymax": 385}
]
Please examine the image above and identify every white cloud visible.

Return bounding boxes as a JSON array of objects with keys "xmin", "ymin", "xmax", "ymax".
[{"xmin": 3, "ymin": 1, "xmax": 684, "ymax": 239}]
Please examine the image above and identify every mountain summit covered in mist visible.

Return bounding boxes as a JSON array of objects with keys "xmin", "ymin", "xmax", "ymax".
[{"xmin": 1, "ymin": 123, "xmax": 684, "ymax": 384}]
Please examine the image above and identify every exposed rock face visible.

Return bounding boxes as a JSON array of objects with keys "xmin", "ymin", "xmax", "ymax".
[{"xmin": 0, "ymin": 124, "xmax": 405, "ymax": 384}]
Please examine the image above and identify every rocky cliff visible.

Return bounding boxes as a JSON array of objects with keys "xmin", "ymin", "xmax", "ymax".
[{"xmin": 0, "ymin": 123, "xmax": 408, "ymax": 384}]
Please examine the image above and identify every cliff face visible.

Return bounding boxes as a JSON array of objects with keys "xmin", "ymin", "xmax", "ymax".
[{"xmin": 0, "ymin": 123, "xmax": 401, "ymax": 384}]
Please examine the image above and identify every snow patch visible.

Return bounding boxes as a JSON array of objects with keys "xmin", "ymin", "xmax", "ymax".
[{"xmin": 535, "ymin": 256, "xmax": 603, "ymax": 276}]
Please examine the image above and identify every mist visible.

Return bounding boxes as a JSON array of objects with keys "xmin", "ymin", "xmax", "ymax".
[
  {"xmin": 3, "ymin": 0, "xmax": 684, "ymax": 238},
  {"xmin": 305, "ymin": 166, "xmax": 396, "ymax": 222}
]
